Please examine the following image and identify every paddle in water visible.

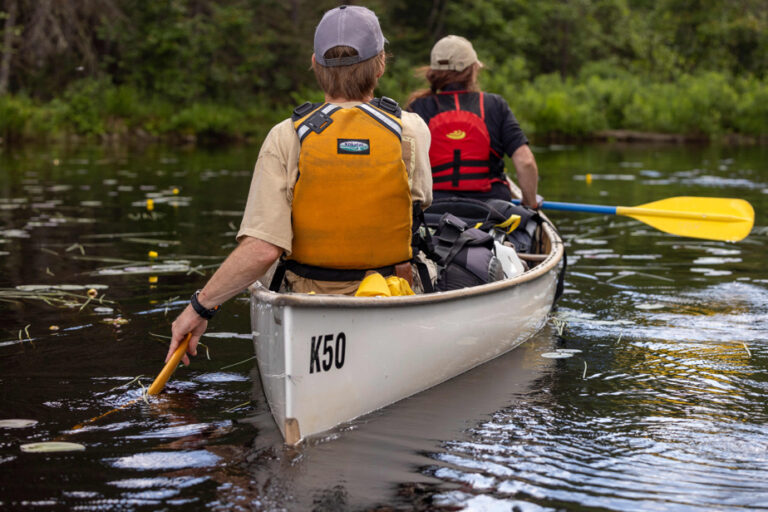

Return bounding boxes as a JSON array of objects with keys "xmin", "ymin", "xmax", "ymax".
[
  {"xmin": 70, "ymin": 333, "xmax": 192, "ymax": 430},
  {"xmin": 513, "ymin": 196, "xmax": 754, "ymax": 242},
  {"xmin": 147, "ymin": 332, "xmax": 191, "ymax": 395}
]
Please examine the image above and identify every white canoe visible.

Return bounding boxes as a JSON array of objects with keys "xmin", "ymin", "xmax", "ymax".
[{"xmin": 249, "ymin": 212, "xmax": 564, "ymax": 445}]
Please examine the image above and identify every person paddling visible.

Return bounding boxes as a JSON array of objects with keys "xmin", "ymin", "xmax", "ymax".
[
  {"xmin": 165, "ymin": 5, "xmax": 432, "ymax": 366},
  {"xmin": 407, "ymin": 35, "xmax": 540, "ymax": 208}
]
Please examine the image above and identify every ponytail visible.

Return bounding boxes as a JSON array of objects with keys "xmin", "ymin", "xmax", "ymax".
[{"xmin": 406, "ymin": 64, "xmax": 480, "ymax": 108}]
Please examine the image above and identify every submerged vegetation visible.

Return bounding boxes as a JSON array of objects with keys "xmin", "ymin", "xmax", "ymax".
[{"xmin": 0, "ymin": 0, "xmax": 766, "ymax": 142}]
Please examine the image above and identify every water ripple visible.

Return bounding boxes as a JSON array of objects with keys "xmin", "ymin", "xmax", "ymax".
[
  {"xmin": 430, "ymin": 404, "xmax": 768, "ymax": 510},
  {"xmin": 110, "ymin": 450, "xmax": 220, "ymax": 470}
]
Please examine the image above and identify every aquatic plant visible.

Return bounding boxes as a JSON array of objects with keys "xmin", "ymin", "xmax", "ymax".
[{"xmin": 0, "ymin": 285, "xmax": 115, "ymax": 310}]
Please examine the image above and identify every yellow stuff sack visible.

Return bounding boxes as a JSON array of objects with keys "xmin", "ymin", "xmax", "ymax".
[{"xmin": 355, "ymin": 272, "xmax": 415, "ymax": 297}]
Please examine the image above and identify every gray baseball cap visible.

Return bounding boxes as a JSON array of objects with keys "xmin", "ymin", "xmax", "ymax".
[{"xmin": 314, "ymin": 5, "xmax": 386, "ymax": 67}]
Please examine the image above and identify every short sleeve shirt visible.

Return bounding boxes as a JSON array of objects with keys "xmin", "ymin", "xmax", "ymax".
[{"xmin": 236, "ymin": 102, "xmax": 433, "ymax": 254}]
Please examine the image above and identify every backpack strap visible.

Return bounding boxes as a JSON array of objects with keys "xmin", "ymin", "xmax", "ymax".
[
  {"xmin": 411, "ymin": 200, "xmax": 435, "ymax": 293},
  {"xmin": 425, "ymin": 197, "xmax": 509, "ymax": 231},
  {"xmin": 432, "ymin": 213, "xmax": 469, "ymax": 264}
]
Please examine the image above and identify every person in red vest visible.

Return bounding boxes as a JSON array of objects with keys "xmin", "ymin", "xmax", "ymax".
[{"xmin": 407, "ymin": 35, "xmax": 540, "ymax": 208}]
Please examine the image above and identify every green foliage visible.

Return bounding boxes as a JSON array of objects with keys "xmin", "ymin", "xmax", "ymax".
[
  {"xmin": 0, "ymin": 95, "xmax": 61, "ymax": 140},
  {"xmin": 493, "ymin": 70, "xmax": 766, "ymax": 138},
  {"xmin": 376, "ymin": 55, "xmax": 425, "ymax": 104},
  {"xmin": 60, "ymin": 79, "xmax": 108, "ymax": 135},
  {"xmin": 1, "ymin": 0, "xmax": 767, "ymax": 142},
  {"xmin": 0, "ymin": 95, "xmax": 36, "ymax": 140},
  {"xmin": 162, "ymin": 103, "xmax": 247, "ymax": 139},
  {"xmin": 619, "ymin": 73, "xmax": 740, "ymax": 135},
  {"xmin": 733, "ymin": 76, "xmax": 768, "ymax": 135},
  {"xmin": 514, "ymin": 74, "xmax": 609, "ymax": 136}
]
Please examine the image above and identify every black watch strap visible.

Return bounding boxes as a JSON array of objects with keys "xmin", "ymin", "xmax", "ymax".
[{"xmin": 190, "ymin": 290, "xmax": 220, "ymax": 320}]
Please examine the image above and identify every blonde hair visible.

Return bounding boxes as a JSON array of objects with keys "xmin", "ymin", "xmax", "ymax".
[
  {"xmin": 312, "ymin": 46, "xmax": 386, "ymax": 101},
  {"xmin": 406, "ymin": 63, "xmax": 480, "ymax": 107}
]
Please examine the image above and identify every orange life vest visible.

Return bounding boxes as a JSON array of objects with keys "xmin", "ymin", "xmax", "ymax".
[{"xmin": 289, "ymin": 98, "xmax": 412, "ymax": 271}]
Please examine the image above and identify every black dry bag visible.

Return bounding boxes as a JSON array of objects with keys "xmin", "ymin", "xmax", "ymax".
[{"xmin": 432, "ymin": 213, "xmax": 505, "ymax": 291}]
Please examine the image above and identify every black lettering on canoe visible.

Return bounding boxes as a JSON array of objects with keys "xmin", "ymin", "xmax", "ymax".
[
  {"xmin": 310, "ymin": 335, "xmax": 322, "ymax": 374},
  {"xmin": 322, "ymin": 334, "xmax": 334, "ymax": 372},
  {"xmin": 335, "ymin": 332, "xmax": 346, "ymax": 369},
  {"xmin": 310, "ymin": 332, "xmax": 347, "ymax": 374}
]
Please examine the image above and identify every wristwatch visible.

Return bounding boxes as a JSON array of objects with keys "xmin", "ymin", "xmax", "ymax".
[{"xmin": 190, "ymin": 290, "xmax": 220, "ymax": 319}]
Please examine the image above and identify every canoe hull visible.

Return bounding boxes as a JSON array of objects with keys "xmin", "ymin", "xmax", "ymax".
[{"xmin": 250, "ymin": 249, "xmax": 560, "ymax": 444}]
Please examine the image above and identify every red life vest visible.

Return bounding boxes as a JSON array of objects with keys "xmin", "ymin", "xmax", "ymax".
[{"xmin": 427, "ymin": 91, "xmax": 503, "ymax": 193}]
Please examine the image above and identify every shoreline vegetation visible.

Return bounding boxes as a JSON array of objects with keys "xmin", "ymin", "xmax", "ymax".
[
  {"xmin": 1, "ymin": 1, "xmax": 766, "ymax": 146},
  {"xmin": 2, "ymin": 70, "xmax": 766, "ymax": 146}
]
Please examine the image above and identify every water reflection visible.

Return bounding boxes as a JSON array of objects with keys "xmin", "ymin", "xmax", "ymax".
[{"xmin": 1, "ymin": 143, "xmax": 767, "ymax": 510}]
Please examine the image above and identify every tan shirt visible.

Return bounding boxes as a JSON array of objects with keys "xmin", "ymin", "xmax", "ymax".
[{"xmin": 237, "ymin": 101, "xmax": 432, "ymax": 254}]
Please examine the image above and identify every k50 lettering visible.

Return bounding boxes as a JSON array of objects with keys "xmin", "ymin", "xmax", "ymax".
[{"xmin": 310, "ymin": 332, "xmax": 346, "ymax": 373}]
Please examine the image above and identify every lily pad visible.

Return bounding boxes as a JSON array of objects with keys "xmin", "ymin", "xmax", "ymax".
[
  {"xmin": 20, "ymin": 441, "xmax": 85, "ymax": 453},
  {"xmin": 54, "ymin": 284, "xmax": 88, "ymax": 291},
  {"xmin": 0, "ymin": 419, "xmax": 38, "ymax": 428},
  {"xmin": 541, "ymin": 351, "xmax": 575, "ymax": 359},
  {"xmin": 15, "ymin": 285, "xmax": 53, "ymax": 292},
  {"xmin": 636, "ymin": 303, "xmax": 665, "ymax": 310},
  {"xmin": 15, "ymin": 284, "xmax": 109, "ymax": 292}
]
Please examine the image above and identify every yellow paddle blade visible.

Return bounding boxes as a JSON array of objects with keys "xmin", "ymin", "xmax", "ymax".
[
  {"xmin": 147, "ymin": 333, "xmax": 191, "ymax": 395},
  {"xmin": 617, "ymin": 197, "xmax": 754, "ymax": 242}
]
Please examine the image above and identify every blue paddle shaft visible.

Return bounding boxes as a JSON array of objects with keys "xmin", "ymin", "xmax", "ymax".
[{"xmin": 512, "ymin": 199, "xmax": 618, "ymax": 215}]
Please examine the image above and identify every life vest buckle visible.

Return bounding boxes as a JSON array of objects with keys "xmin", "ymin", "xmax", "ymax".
[
  {"xmin": 378, "ymin": 96, "xmax": 399, "ymax": 115},
  {"xmin": 305, "ymin": 110, "xmax": 334, "ymax": 134},
  {"xmin": 293, "ymin": 101, "xmax": 315, "ymax": 119}
]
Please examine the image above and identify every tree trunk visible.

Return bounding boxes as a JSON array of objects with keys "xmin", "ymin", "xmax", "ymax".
[
  {"xmin": 429, "ymin": 0, "xmax": 447, "ymax": 42},
  {"xmin": 0, "ymin": 0, "xmax": 18, "ymax": 95}
]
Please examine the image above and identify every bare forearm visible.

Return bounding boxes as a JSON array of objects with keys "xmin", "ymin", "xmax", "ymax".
[
  {"xmin": 512, "ymin": 145, "xmax": 539, "ymax": 208},
  {"xmin": 166, "ymin": 236, "xmax": 282, "ymax": 365},
  {"xmin": 196, "ymin": 237, "xmax": 282, "ymax": 308}
]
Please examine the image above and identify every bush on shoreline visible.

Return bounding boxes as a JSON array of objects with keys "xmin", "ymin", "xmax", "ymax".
[{"xmin": 2, "ymin": 71, "xmax": 765, "ymax": 145}]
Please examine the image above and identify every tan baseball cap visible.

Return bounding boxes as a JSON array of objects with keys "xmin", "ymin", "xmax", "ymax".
[{"xmin": 430, "ymin": 35, "xmax": 483, "ymax": 71}]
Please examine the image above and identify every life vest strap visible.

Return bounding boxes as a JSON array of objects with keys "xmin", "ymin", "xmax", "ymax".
[
  {"xmin": 432, "ymin": 171, "xmax": 495, "ymax": 183},
  {"xmin": 431, "ymin": 145, "xmax": 493, "ymax": 187},
  {"xmin": 292, "ymin": 101, "xmax": 317, "ymax": 120},
  {"xmin": 284, "ymin": 259, "xmax": 401, "ymax": 282},
  {"xmin": 356, "ymin": 103, "xmax": 402, "ymax": 140},
  {"xmin": 269, "ymin": 259, "xmax": 288, "ymax": 292},
  {"xmin": 432, "ymin": 159, "xmax": 493, "ymax": 173},
  {"xmin": 370, "ymin": 96, "xmax": 401, "ymax": 116},
  {"xmin": 296, "ymin": 103, "xmax": 342, "ymax": 143}
]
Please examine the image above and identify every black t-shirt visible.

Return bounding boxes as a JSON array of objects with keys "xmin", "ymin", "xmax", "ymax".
[{"xmin": 407, "ymin": 87, "xmax": 529, "ymax": 159}]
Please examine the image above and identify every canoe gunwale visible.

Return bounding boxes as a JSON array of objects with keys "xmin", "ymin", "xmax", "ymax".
[{"xmin": 248, "ymin": 220, "xmax": 563, "ymax": 309}]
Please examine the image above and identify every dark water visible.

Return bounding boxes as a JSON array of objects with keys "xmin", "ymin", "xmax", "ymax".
[{"xmin": 1, "ymin": 142, "xmax": 766, "ymax": 511}]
